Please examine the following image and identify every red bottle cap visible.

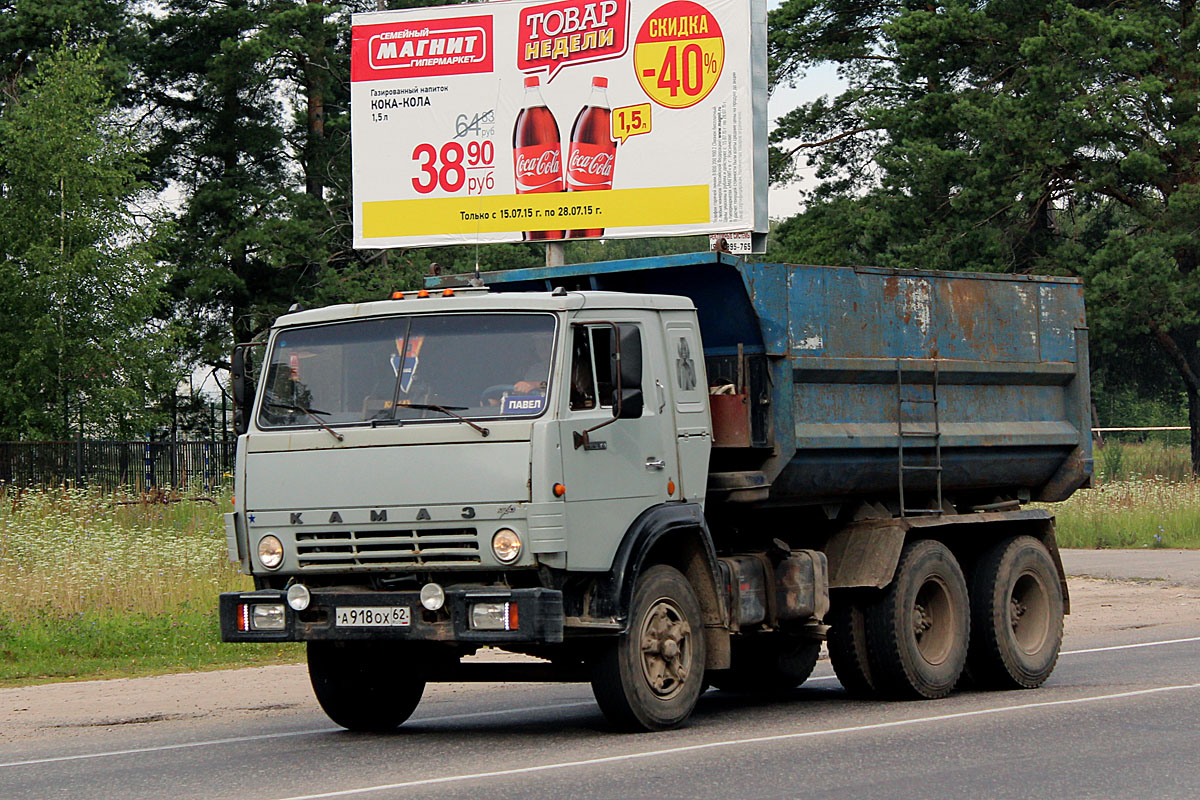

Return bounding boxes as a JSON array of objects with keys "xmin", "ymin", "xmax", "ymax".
[
  {"xmin": 524, "ymin": 76, "xmax": 540, "ymax": 88},
  {"xmin": 593, "ymin": 76, "xmax": 608, "ymax": 88}
]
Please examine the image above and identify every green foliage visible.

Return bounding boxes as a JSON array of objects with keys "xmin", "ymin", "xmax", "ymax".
[{"xmin": 0, "ymin": 39, "xmax": 176, "ymax": 438}]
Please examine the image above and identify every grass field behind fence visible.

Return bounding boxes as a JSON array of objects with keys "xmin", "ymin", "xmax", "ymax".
[
  {"xmin": 1, "ymin": 441, "xmax": 1197, "ymax": 684},
  {"xmin": 0, "ymin": 487, "xmax": 301, "ymax": 684}
]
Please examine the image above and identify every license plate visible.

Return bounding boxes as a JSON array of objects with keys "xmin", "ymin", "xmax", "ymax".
[{"xmin": 335, "ymin": 606, "xmax": 411, "ymax": 627}]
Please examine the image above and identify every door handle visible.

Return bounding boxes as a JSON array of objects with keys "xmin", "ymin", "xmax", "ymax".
[
  {"xmin": 645, "ymin": 458, "xmax": 666, "ymax": 470},
  {"xmin": 656, "ymin": 380, "xmax": 666, "ymax": 413}
]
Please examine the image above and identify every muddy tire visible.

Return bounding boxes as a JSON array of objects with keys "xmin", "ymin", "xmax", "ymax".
[
  {"xmin": 866, "ymin": 539, "xmax": 969, "ymax": 699},
  {"xmin": 591, "ymin": 564, "xmax": 707, "ymax": 731},
  {"xmin": 709, "ymin": 634, "xmax": 821, "ymax": 694},
  {"xmin": 827, "ymin": 598, "xmax": 877, "ymax": 698},
  {"xmin": 968, "ymin": 535, "xmax": 1064, "ymax": 689},
  {"xmin": 308, "ymin": 641, "xmax": 426, "ymax": 731}
]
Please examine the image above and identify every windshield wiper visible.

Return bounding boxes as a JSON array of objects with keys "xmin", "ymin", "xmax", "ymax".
[
  {"xmin": 393, "ymin": 402, "xmax": 490, "ymax": 437},
  {"xmin": 264, "ymin": 401, "xmax": 344, "ymax": 442}
]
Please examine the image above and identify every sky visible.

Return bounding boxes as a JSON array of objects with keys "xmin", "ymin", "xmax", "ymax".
[{"xmin": 765, "ymin": 2, "xmax": 845, "ymax": 219}]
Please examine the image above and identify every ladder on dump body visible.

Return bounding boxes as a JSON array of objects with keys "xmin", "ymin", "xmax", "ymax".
[{"xmin": 897, "ymin": 358, "xmax": 943, "ymax": 517}]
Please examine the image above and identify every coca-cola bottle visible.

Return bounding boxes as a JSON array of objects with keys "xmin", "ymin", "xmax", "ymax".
[
  {"xmin": 512, "ymin": 75, "xmax": 563, "ymax": 240},
  {"xmin": 567, "ymin": 76, "xmax": 615, "ymax": 239}
]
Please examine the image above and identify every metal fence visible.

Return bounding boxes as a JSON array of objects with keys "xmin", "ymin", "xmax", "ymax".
[{"xmin": 0, "ymin": 440, "xmax": 235, "ymax": 492}]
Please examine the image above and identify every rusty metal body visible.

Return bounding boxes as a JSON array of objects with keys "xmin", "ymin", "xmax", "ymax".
[{"xmin": 432, "ymin": 252, "xmax": 1093, "ymax": 512}]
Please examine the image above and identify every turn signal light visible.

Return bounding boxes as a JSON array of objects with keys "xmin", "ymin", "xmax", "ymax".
[
  {"xmin": 667, "ymin": 480, "xmax": 676, "ymax": 496},
  {"xmin": 553, "ymin": 483, "xmax": 566, "ymax": 498}
]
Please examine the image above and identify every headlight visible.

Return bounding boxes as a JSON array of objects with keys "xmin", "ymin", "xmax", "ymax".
[
  {"xmin": 286, "ymin": 583, "xmax": 311, "ymax": 611},
  {"xmin": 420, "ymin": 582, "xmax": 445, "ymax": 611},
  {"xmin": 491, "ymin": 528, "xmax": 522, "ymax": 564},
  {"xmin": 258, "ymin": 535, "xmax": 284, "ymax": 569}
]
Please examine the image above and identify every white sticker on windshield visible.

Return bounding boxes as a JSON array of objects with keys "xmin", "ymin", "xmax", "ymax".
[{"xmin": 502, "ymin": 395, "xmax": 545, "ymax": 415}]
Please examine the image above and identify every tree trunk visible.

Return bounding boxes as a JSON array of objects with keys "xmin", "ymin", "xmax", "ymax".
[
  {"xmin": 1148, "ymin": 321, "xmax": 1200, "ymax": 477},
  {"xmin": 305, "ymin": 0, "xmax": 326, "ymax": 199},
  {"xmin": 1190, "ymin": 390, "xmax": 1200, "ymax": 477}
]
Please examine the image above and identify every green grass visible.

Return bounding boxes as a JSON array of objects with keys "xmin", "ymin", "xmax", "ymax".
[
  {"xmin": 0, "ymin": 485, "xmax": 301, "ymax": 685},
  {"xmin": 1052, "ymin": 476, "xmax": 1200, "ymax": 549}
]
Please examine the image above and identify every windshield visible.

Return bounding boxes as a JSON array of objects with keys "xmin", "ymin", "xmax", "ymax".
[{"xmin": 257, "ymin": 313, "xmax": 556, "ymax": 429}]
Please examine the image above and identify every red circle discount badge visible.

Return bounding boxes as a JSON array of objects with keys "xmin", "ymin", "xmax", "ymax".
[{"xmin": 633, "ymin": 1, "xmax": 724, "ymax": 109}]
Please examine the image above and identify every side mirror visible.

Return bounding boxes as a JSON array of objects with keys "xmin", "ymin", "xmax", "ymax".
[
  {"xmin": 231, "ymin": 345, "xmax": 255, "ymax": 435},
  {"xmin": 612, "ymin": 324, "xmax": 643, "ymax": 419}
]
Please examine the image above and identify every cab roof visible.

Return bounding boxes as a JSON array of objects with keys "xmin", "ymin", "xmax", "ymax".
[{"xmin": 272, "ymin": 290, "xmax": 695, "ymax": 329}]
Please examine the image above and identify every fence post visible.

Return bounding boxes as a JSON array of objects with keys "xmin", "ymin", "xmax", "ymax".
[{"xmin": 170, "ymin": 393, "xmax": 178, "ymax": 489}]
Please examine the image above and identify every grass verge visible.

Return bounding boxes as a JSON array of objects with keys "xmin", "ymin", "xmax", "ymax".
[
  {"xmin": 0, "ymin": 607, "xmax": 303, "ymax": 686},
  {"xmin": 1051, "ymin": 476, "xmax": 1200, "ymax": 549},
  {"xmin": 0, "ymin": 486, "xmax": 303, "ymax": 686}
]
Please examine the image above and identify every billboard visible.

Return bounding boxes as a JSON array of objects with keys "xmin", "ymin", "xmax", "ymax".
[{"xmin": 350, "ymin": 0, "xmax": 767, "ymax": 249}]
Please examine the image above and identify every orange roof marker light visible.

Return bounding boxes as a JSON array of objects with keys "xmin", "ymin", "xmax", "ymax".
[
  {"xmin": 442, "ymin": 289, "xmax": 455, "ymax": 297},
  {"xmin": 417, "ymin": 289, "xmax": 430, "ymax": 298},
  {"xmin": 391, "ymin": 291, "xmax": 405, "ymax": 300}
]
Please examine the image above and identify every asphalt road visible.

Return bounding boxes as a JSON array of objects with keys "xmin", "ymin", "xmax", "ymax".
[{"xmin": 4, "ymin": 616, "xmax": 1200, "ymax": 800}]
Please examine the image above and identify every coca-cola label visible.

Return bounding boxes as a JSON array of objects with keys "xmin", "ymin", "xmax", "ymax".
[
  {"xmin": 514, "ymin": 146, "xmax": 564, "ymax": 193},
  {"xmin": 567, "ymin": 143, "xmax": 615, "ymax": 190}
]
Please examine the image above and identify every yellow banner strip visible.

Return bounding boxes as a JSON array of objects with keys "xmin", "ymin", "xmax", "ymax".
[{"xmin": 362, "ymin": 185, "xmax": 710, "ymax": 238}]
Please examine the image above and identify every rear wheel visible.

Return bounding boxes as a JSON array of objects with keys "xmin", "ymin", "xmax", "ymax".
[
  {"xmin": 827, "ymin": 598, "xmax": 877, "ymax": 698},
  {"xmin": 968, "ymin": 535, "xmax": 1064, "ymax": 689},
  {"xmin": 307, "ymin": 641, "xmax": 426, "ymax": 731},
  {"xmin": 709, "ymin": 634, "xmax": 821, "ymax": 694},
  {"xmin": 866, "ymin": 539, "xmax": 969, "ymax": 699},
  {"xmin": 591, "ymin": 564, "xmax": 707, "ymax": 731}
]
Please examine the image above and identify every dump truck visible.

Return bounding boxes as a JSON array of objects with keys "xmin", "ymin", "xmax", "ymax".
[{"xmin": 220, "ymin": 252, "xmax": 1092, "ymax": 731}]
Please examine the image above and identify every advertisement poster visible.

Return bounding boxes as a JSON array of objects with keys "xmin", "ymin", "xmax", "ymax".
[{"xmin": 351, "ymin": 0, "xmax": 767, "ymax": 249}]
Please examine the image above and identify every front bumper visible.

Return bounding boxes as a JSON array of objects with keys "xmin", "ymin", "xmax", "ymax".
[{"xmin": 219, "ymin": 586, "xmax": 563, "ymax": 644}]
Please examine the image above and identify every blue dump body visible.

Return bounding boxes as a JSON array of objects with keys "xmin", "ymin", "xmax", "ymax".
[{"xmin": 428, "ymin": 252, "xmax": 1093, "ymax": 508}]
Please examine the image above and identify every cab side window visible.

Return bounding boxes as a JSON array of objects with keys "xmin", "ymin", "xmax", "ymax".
[{"xmin": 569, "ymin": 326, "xmax": 597, "ymax": 410}]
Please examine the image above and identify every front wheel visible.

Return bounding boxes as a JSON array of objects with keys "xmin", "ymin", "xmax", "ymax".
[
  {"xmin": 865, "ymin": 539, "xmax": 970, "ymax": 699},
  {"xmin": 591, "ymin": 564, "xmax": 707, "ymax": 731},
  {"xmin": 307, "ymin": 641, "xmax": 426, "ymax": 731},
  {"xmin": 968, "ymin": 535, "xmax": 1064, "ymax": 689}
]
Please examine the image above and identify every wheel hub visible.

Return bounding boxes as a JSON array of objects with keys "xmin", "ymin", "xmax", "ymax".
[{"xmin": 639, "ymin": 600, "xmax": 692, "ymax": 698}]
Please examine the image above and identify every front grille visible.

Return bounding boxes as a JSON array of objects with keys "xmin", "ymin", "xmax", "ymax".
[{"xmin": 295, "ymin": 528, "xmax": 480, "ymax": 569}]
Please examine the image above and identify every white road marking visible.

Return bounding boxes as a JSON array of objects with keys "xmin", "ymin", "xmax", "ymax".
[
  {"xmin": 265, "ymin": 682, "xmax": 1200, "ymax": 800},
  {"xmin": 2, "ymin": 634, "xmax": 1197, "ymax": 770},
  {"xmin": 1061, "ymin": 635, "xmax": 1200, "ymax": 655}
]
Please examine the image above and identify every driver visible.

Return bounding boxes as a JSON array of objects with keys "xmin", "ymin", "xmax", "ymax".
[{"xmin": 512, "ymin": 334, "xmax": 553, "ymax": 394}]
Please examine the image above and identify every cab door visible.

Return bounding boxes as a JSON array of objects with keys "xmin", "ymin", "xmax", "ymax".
[
  {"xmin": 661, "ymin": 313, "xmax": 712, "ymax": 503},
  {"xmin": 557, "ymin": 314, "xmax": 675, "ymax": 570}
]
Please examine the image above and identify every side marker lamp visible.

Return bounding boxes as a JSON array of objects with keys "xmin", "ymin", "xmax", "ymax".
[{"xmin": 553, "ymin": 483, "xmax": 566, "ymax": 498}]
